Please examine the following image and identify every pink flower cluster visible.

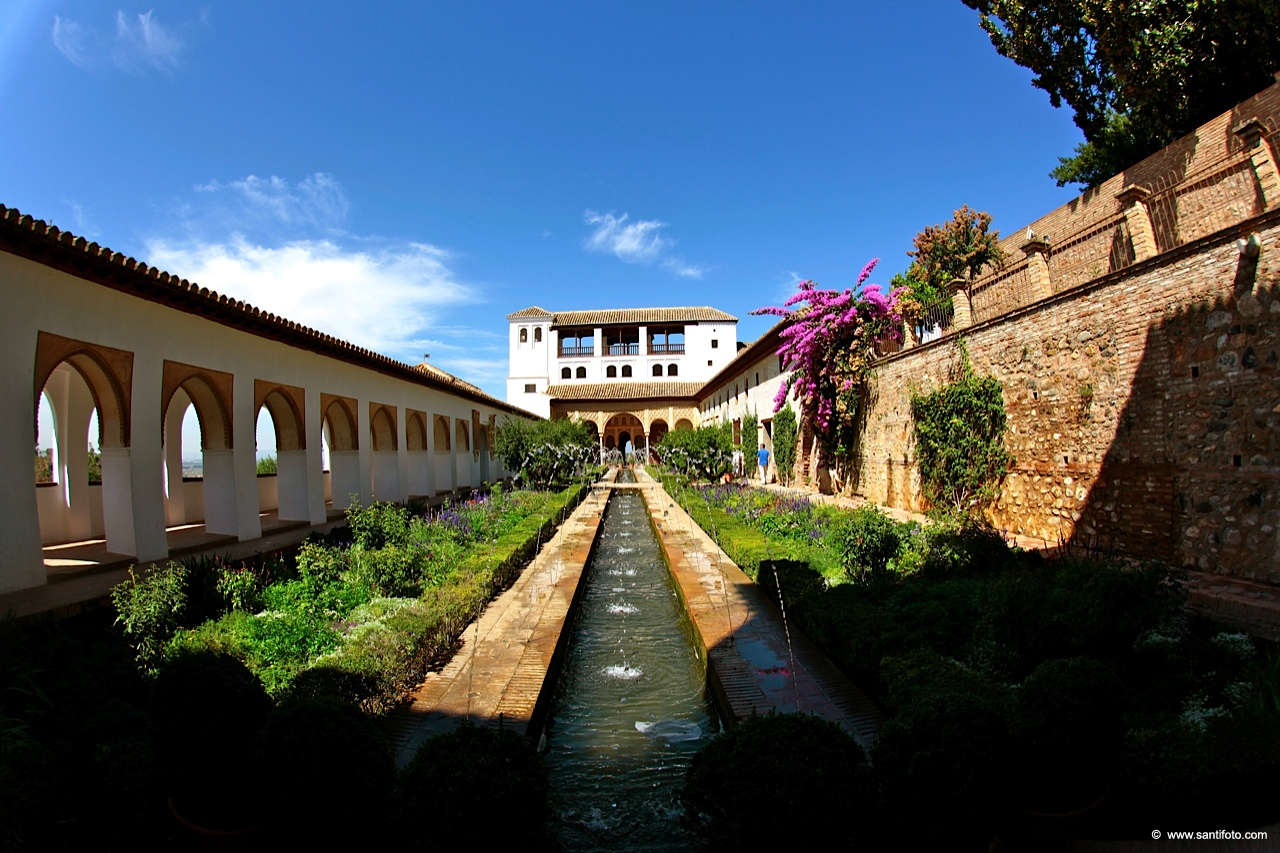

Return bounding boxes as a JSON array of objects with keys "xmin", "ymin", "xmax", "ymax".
[{"xmin": 751, "ymin": 259, "xmax": 904, "ymax": 441}]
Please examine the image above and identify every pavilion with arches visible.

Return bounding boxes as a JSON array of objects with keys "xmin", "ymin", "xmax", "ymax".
[{"xmin": 2, "ymin": 206, "xmax": 523, "ymax": 595}]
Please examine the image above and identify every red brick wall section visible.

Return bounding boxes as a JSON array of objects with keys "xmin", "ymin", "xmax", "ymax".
[
  {"xmin": 858, "ymin": 216, "xmax": 1280, "ymax": 582},
  {"xmin": 965, "ymin": 80, "xmax": 1280, "ymax": 323}
]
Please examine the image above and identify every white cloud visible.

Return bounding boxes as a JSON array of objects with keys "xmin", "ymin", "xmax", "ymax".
[
  {"xmin": 196, "ymin": 174, "xmax": 349, "ymax": 233},
  {"xmin": 113, "ymin": 10, "xmax": 181, "ymax": 73},
  {"xmin": 663, "ymin": 258, "xmax": 706, "ymax": 279},
  {"xmin": 52, "ymin": 10, "xmax": 183, "ymax": 75},
  {"xmin": 143, "ymin": 171, "xmax": 504, "ymax": 394},
  {"xmin": 51, "ymin": 17, "xmax": 93, "ymax": 71},
  {"xmin": 583, "ymin": 210, "xmax": 704, "ymax": 278},
  {"xmin": 147, "ymin": 236, "xmax": 478, "ymax": 362}
]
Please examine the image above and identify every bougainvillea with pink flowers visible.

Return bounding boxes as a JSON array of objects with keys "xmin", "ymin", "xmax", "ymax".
[{"xmin": 752, "ymin": 259, "xmax": 905, "ymax": 459}]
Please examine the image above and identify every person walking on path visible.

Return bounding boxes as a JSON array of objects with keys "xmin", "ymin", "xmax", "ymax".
[{"xmin": 756, "ymin": 444, "xmax": 770, "ymax": 484}]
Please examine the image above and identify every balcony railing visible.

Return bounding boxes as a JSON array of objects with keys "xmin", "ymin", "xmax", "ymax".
[
  {"xmin": 607, "ymin": 343, "xmax": 640, "ymax": 355},
  {"xmin": 558, "ymin": 346, "xmax": 594, "ymax": 357},
  {"xmin": 649, "ymin": 343, "xmax": 685, "ymax": 354}
]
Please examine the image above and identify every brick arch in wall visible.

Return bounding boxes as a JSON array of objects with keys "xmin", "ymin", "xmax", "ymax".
[
  {"xmin": 321, "ymin": 393, "xmax": 359, "ymax": 452},
  {"xmin": 162, "ymin": 361, "xmax": 234, "ymax": 450},
  {"xmin": 254, "ymin": 380, "xmax": 306, "ymax": 451},
  {"xmin": 369, "ymin": 403, "xmax": 398, "ymax": 452},
  {"xmin": 433, "ymin": 415, "xmax": 451, "ymax": 451},
  {"xmin": 33, "ymin": 331, "xmax": 133, "ymax": 449},
  {"xmin": 406, "ymin": 410, "xmax": 428, "ymax": 451}
]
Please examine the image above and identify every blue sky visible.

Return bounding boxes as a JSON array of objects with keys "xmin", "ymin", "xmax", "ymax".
[{"xmin": 8, "ymin": 1, "xmax": 1087, "ymax": 457}]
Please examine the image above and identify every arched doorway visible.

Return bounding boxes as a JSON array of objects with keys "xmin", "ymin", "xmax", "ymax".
[
  {"xmin": 322, "ymin": 393, "xmax": 361, "ymax": 509},
  {"xmin": 433, "ymin": 415, "xmax": 453, "ymax": 494},
  {"xmin": 369, "ymin": 403, "xmax": 401, "ymax": 502},
  {"xmin": 33, "ymin": 333, "xmax": 136, "ymax": 559},
  {"xmin": 162, "ymin": 363, "xmax": 236, "ymax": 536},
  {"xmin": 603, "ymin": 413, "xmax": 643, "ymax": 458},
  {"xmin": 406, "ymin": 409, "xmax": 431, "ymax": 497},
  {"xmin": 255, "ymin": 382, "xmax": 309, "ymax": 522},
  {"xmin": 454, "ymin": 419, "xmax": 471, "ymax": 489}
]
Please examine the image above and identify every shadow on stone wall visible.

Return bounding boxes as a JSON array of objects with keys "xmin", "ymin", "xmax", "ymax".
[{"xmin": 1069, "ymin": 251, "xmax": 1278, "ymax": 580}]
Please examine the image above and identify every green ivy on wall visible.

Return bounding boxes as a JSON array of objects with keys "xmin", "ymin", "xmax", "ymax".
[{"xmin": 910, "ymin": 340, "xmax": 1012, "ymax": 515}]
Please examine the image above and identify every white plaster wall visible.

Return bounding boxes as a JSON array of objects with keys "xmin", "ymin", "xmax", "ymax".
[
  {"xmin": 1, "ymin": 250, "xmax": 527, "ymax": 593},
  {"xmin": 697, "ymin": 341, "xmax": 799, "ymax": 481},
  {"xmin": 256, "ymin": 474, "xmax": 278, "ymax": 513}
]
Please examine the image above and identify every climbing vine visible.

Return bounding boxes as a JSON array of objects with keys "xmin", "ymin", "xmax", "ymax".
[{"xmin": 910, "ymin": 340, "xmax": 1012, "ymax": 515}]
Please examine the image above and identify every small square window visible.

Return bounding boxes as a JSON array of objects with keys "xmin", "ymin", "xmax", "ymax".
[
  {"xmin": 711, "ymin": 339, "xmax": 719, "ymax": 348},
  {"xmin": 524, "ymin": 383, "xmax": 536, "ymax": 393},
  {"xmin": 707, "ymin": 360, "xmax": 713, "ymax": 366}
]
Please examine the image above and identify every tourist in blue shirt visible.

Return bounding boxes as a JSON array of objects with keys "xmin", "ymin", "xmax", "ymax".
[{"xmin": 756, "ymin": 444, "xmax": 770, "ymax": 483}]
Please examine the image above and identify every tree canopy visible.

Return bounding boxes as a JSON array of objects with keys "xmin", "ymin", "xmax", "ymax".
[{"xmin": 964, "ymin": 0, "xmax": 1280, "ymax": 187}]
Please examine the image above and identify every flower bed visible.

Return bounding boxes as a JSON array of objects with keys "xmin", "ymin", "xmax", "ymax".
[{"xmin": 119, "ymin": 484, "xmax": 586, "ymax": 713}]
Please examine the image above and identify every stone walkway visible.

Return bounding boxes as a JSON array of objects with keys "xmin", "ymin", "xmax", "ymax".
[
  {"xmin": 385, "ymin": 483, "xmax": 609, "ymax": 766},
  {"xmin": 636, "ymin": 468, "xmax": 884, "ymax": 750}
]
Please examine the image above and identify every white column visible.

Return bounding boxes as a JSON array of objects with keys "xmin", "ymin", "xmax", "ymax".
[
  {"xmin": 66, "ymin": 376, "xmax": 95, "ymax": 541},
  {"xmin": 1, "ymin": 329, "xmax": 46, "ymax": 591},
  {"xmin": 231, "ymin": 376, "xmax": 262, "ymax": 540},
  {"xmin": 330, "ymin": 450, "xmax": 362, "ymax": 509},
  {"xmin": 276, "ymin": 450, "xmax": 310, "ymax": 521},
  {"xmin": 424, "ymin": 408, "xmax": 438, "ymax": 497},
  {"xmin": 356, "ymin": 403, "xmax": 373, "ymax": 506},
  {"xmin": 125, "ymin": 356, "xmax": 168, "ymax": 561},
  {"xmin": 43, "ymin": 369, "xmax": 71, "ymax": 543},
  {"xmin": 163, "ymin": 396, "xmax": 186, "ymax": 526},
  {"xmin": 201, "ymin": 449, "xmax": 237, "ymax": 535},
  {"xmin": 304, "ymin": 388, "xmax": 327, "ymax": 524}
]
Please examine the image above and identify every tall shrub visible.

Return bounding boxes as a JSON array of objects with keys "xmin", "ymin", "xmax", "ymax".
[
  {"xmin": 772, "ymin": 405, "xmax": 798, "ymax": 485},
  {"xmin": 910, "ymin": 341, "xmax": 1011, "ymax": 515}
]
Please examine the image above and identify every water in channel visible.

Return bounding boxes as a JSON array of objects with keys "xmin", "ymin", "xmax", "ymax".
[{"xmin": 543, "ymin": 474, "xmax": 718, "ymax": 851}]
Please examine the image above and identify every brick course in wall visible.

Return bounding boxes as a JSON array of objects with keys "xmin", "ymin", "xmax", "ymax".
[
  {"xmin": 964, "ymin": 81, "xmax": 1280, "ymax": 324},
  {"xmin": 858, "ymin": 211, "xmax": 1280, "ymax": 581}
]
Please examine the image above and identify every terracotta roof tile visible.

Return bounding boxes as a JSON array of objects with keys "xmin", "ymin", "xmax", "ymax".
[
  {"xmin": 545, "ymin": 381, "xmax": 704, "ymax": 400},
  {"xmin": 506, "ymin": 305, "xmax": 555, "ymax": 320},
  {"xmin": 0, "ymin": 204, "xmax": 529, "ymax": 417},
  {"xmin": 550, "ymin": 307, "xmax": 736, "ymax": 326}
]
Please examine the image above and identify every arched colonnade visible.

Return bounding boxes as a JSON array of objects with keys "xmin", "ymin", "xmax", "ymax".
[{"xmin": 26, "ymin": 331, "xmax": 504, "ymax": 584}]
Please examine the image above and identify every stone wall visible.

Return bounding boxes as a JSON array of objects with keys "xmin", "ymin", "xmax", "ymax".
[
  {"xmin": 857, "ymin": 211, "xmax": 1280, "ymax": 581},
  {"xmin": 963, "ymin": 79, "xmax": 1280, "ymax": 324}
]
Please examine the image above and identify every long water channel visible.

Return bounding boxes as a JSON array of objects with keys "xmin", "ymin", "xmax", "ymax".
[{"xmin": 542, "ymin": 476, "xmax": 719, "ymax": 851}]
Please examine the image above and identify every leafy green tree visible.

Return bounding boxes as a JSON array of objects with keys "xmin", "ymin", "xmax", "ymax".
[
  {"xmin": 34, "ymin": 446, "xmax": 52, "ymax": 484},
  {"xmin": 87, "ymin": 445, "xmax": 101, "ymax": 483},
  {"xmin": 256, "ymin": 455, "xmax": 278, "ymax": 475},
  {"xmin": 494, "ymin": 416, "xmax": 595, "ymax": 488},
  {"xmin": 910, "ymin": 341, "xmax": 1012, "ymax": 515},
  {"xmin": 772, "ymin": 405, "xmax": 798, "ymax": 486},
  {"xmin": 963, "ymin": 0, "xmax": 1280, "ymax": 187},
  {"xmin": 658, "ymin": 424, "xmax": 733, "ymax": 483}
]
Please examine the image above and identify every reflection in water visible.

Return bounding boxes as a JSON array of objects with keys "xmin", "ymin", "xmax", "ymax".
[{"xmin": 543, "ymin": 481, "xmax": 717, "ymax": 852}]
